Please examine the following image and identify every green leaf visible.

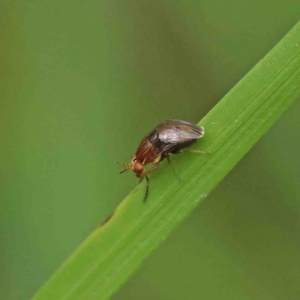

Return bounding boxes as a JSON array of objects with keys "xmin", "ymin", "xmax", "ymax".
[{"xmin": 33, "ymin": 22, "xmax": 300, "ymax": 300}]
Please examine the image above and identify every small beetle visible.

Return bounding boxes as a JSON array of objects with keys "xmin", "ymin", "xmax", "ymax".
[{"xmin": 119, "ymin": 119, "xmax": 206, "ymax": 201}]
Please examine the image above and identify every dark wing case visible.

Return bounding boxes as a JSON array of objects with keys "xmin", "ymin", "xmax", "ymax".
[{"xmin": 153, "ymin": 119, "xmax": 205, "ymax": 153}]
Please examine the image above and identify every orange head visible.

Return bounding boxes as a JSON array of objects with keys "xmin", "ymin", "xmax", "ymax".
[{"xmin": 119, "ymin": 154, "xmax": 145, "ymax": 178}]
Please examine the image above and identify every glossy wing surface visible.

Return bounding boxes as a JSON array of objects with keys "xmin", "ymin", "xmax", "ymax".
[{"xmin": 156, "ymin": 119, "xmax": 204, "ymax": 143}]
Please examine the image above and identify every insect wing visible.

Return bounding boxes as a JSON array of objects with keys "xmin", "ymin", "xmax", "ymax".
[
  {"xmin": 156, "ymin": 119, "xmax": 204, "ymax": 144},
  {"xmin": 152, "ymin": 119, "xmax": 205, "ymax": 154}
]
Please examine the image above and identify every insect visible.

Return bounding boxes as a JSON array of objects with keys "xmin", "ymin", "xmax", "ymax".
[{"xmin": 119, "ymin": 119, "xmax": 206, "ymax": 201}]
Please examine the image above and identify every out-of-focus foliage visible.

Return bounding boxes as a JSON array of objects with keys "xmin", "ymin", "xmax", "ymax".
[{"xmin": 1, "ymin": 1, "xmax": 300, "ymax": 300}]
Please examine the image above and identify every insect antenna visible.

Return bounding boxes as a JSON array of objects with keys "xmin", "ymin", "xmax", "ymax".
[
  {"xmin": 116, "ymin": 161, "xmax": 131, "ymax": 174},
  {"xmin": 119, "ymin": 169, "xmax": 129, "ymax": 174}
]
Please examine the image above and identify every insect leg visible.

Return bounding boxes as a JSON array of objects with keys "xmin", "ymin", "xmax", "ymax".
[
  {"xmin": 145, "ymin": 163, "xmax": 160, "ymax": 175},
  {"xmin": 141, "ymin": 164, "xmax": 161, "ymax": 202},
  {"xmin": 144, "ymin": 176, "xmax": 149, "ymax": 202},
  {"xmin": 166, "ymin": 155, "xmax": 182, "ymax": 182},
  {"xmin": 189, "ymin": 149, "xmax": 210, "ymax": 154}
]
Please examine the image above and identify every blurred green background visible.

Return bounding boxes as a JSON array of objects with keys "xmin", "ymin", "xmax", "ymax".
[{"xmin": 1, "ymin": 1, "xmax": 300, "ymax": 299}]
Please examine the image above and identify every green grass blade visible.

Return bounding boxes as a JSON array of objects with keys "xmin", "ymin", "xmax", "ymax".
[{"xmin": 33, "ymin": 22, "xmax": 300, "ymax": 300}]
